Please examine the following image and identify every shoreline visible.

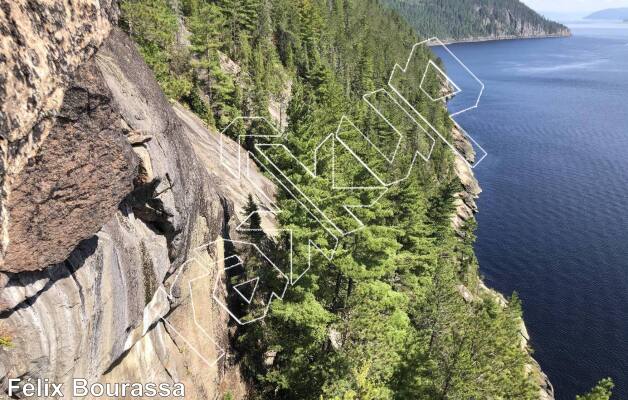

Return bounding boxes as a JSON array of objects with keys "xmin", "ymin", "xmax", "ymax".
[
  {"xmin": 432, "ymin": 32, "xmax": 572, "ymax": 46},
  {"xmin": 449, "ymin": 71, "xmax": 557, "ymax": 400}
]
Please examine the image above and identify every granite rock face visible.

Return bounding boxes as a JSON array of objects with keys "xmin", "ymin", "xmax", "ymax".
[
  {"xmin": 0, "ymin": 0, "xmax": 118, "ymax": 141},
  {"xmin": 2, "ymin": 61, "xmax": 138, "ymax": 272},
  {"xmin": 0, "ymin": 16, "xmax": 256, "ymax": 397},
  {"xmin": 0, "ymin": 0, "xmax": 119, "ymax": 270},
  {"xmin": 451, "ymin": 125, "xmax": 482, "ymax": 234}
]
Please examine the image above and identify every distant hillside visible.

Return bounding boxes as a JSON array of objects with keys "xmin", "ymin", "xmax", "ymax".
[
  {"xmin": 381, "ymin": 0, "xmax": 571, "ymax": 42},
  {"xmin": 586, "ymin": 8, "xmax": 628, "ymax": 20}
]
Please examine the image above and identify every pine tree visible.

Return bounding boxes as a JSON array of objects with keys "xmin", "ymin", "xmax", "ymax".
[
  {"xmin": 330, "ymin": 364, "xmax": 388, "ymax": 400},
  {"xmin": 427, "ymin": 179, "xmax": 460, "ymax": 240},
  {"xmin": 242, "ymin": 194, "xmax": 264, "ymax": 243},
  {"xmin": 577, "ymin": 379, "xmax": 614, "ymax": 400},
  {"xmin": 186, "ymin": 2, "xmax": 241, "ymax": 127},
  {"xmin": 120, "ymin": 0, "xmax": 193, "ymax": 99},
  {"xmin": 217, "ymin": 0, "xmax": 261, "ymax": 59}
]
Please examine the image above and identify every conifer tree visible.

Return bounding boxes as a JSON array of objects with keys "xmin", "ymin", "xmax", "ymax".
[
  {"xmin": 186, "ymin": 2, "xmax": 241, "ymax": 127},
  {"xmin": 242, "ymin": 194, "xmax": 264, "ymax": 244},
  {"xmin": 577, "ymin": 379, "xmax": 614, "ymax": 400},
  {"xmin": 121, "ymin": 0, "xmax": 193, "ymax": 99}
]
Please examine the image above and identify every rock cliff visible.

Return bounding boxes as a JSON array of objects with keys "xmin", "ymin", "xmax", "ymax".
[{"xmin": 0, "ymin": 4, "xmax": 269, "ymax": 396}]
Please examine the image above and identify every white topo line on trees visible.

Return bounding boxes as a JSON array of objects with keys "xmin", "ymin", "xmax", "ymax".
[{"xmin": 163, "ymin": 37, "xmax": 486, "ymax": 369}]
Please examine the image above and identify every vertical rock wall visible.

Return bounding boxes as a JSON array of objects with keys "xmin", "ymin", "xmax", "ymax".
[{"xmin": 0, "ymin": 4, "xmax": 252, "ymax": 395}]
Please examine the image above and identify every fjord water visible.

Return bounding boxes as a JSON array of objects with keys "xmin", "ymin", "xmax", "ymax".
[{"xmin": 436, "ymin": 23, "xmax": 628, "ymax": 399}]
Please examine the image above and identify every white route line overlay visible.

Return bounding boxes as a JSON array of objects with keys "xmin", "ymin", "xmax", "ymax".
[
  {"xmin": 162, "ymin": 37, "xmax": 486, "ymax": 369},
  {"xmin": 388, "ymin": 37, "xmax": 487, "ymax": 168},
  {"xmin": 420, "ymin": 59, "xmax": 462, "ymax": 102}
]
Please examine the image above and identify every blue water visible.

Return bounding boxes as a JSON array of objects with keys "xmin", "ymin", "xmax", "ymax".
[{"xmin": 437, "ymin": 23, "xmax": 628, "ymax": 399}]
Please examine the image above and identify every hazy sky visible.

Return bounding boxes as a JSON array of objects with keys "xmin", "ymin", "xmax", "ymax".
[{"xmin": 522, "ymin": 0, "xmax": 628, "ymax": 14}]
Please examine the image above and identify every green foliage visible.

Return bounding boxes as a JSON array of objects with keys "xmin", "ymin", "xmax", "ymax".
[
  {"xmin": 0, "ymin": 337, "xmax": 11, "ymax": 348},
  {"xmin": 328, "ymin": 364, "xmax": 387, "ymax": 400},
  {"xmin": 381, "ymin": 0, "xmax": 569, "ymax": 41},
  {"xmin": 218, "ymin": 0, "xmax": 260, "ymax": 58},
  {"xmin": 186, "ymin": 0, "xmax": 241, "ymax": 127},
  {"xmin": 222, "ymin": 1, "xmax": 537, "ymax": 398},
  {"xmin": 242, "ymin": 194, "xmax": 264, "ymax": 243},
  {"xmin": 120, "ymin": 0, "xmax": 194, "ymax": 100},
  {"xmin": 577, "ymin": 378, "xmax": 614, "ymax": 400},
  {"xmin": 0, "ymin": 325, "xmax": 12, "ymax": 348}
]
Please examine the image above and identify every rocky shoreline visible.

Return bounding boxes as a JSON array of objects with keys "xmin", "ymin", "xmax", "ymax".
[
  {"xmin": 434, "ymin": 32, "xmax": 572, "ymax": 45},
  {"xmin": 451, "ymin": 114, "xmax": 555, "ymax": 400}
]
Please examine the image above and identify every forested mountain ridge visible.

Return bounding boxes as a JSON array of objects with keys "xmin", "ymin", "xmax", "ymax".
[
  {"xmin": 381, "ymin": 0, "xmax": 571, "ymax": 43},
  {"xmin": 586, "ymin": 8, "xmax": 628, "ymax": 20}
]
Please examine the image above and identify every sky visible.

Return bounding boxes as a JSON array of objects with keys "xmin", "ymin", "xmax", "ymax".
[{"xmin": 522, "ymin": 0, "xmax": 628, "ymax": 14}]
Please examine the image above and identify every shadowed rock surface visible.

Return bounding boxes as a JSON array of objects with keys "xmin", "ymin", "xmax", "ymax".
[
  {"xmin": 2, "ymin": 61, "xmax": 138, "ymax": 272},
  {"xmin": 0, "ymin": 0, "xmax": 119, "ymax": 270}
]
